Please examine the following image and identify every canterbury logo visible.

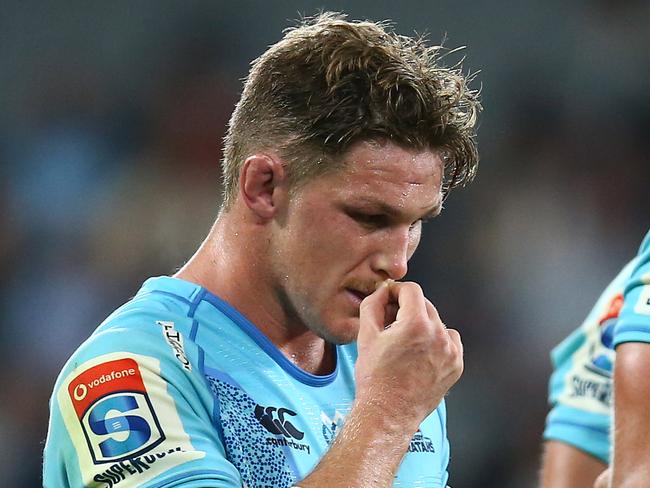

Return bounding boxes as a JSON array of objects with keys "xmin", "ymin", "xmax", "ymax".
[{"xmin": 254, "ymin": 404, "xmax": 305, "ymax": 440}]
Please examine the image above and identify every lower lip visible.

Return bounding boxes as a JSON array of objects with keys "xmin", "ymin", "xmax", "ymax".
[{"xmin": 345, "ymin": 289, "xmax": 366, "ymax": 306}]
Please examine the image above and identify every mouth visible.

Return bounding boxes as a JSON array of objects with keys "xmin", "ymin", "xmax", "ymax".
[{"xmin": 344, "ymin": 288, "xmax": 372, "ymax": 306}]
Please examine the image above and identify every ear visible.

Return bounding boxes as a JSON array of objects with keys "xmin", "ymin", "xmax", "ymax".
[{"xmin": 239, "ymin": 153, "xmax": 287, "ymax": 220}]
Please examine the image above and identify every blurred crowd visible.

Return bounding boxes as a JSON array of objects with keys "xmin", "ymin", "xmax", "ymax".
[{"xmin": 1, "ymin": 1, "xmax": 648, "ymax": 486}]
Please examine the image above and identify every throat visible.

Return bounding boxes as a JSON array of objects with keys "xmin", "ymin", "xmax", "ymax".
[{"xmin": 283, "ymin": 341, "xmax": 337, "ymax": 376}]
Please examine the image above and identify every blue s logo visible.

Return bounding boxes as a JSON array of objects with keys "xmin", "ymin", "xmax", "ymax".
[
  {"xmin": 82, "ymin": 392, "xmax": 164, "ymax": 463},
  {"xmin": 88, "ymin": 395, "xmax": 152, "ymax": 457}
]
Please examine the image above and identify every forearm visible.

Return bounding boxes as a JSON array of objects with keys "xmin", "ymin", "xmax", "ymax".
[
  {"xmin": 539, "ymin": 440, "xmax": 606, "ymax": 488},
  {"xmin": 295, "ymin": 282, "xmax": 463, "ymax": 487},
  {"xmin": 296, "ymin": 398, "xmax": 419, "ymax": 487}
]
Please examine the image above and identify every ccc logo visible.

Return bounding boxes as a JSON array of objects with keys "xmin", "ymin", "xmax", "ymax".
[{"xmin": 254, "ymin": 404, "xmax": 305, "ymax": 440}]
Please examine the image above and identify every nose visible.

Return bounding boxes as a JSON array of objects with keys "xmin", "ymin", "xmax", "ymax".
[{"xmin": 370, "ymin": 227, "xmax": 411, "ymax": 280}]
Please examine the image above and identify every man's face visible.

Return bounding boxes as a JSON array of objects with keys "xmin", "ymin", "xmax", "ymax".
[{"xmin": 269, "ymin": 140, "xmax": 444, "ymax": 344}]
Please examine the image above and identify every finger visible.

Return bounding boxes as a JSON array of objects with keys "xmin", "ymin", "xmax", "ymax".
[
  {"xmin": 424, "ymin": 298, "xmax": 441, "ymax": 322},
  {"xmin": 446, "ymin": 328, "xmax": 463, "ymax": 358},
  {"xmin": 384, "ymin": 301, "xmax": 399, "ymax": 327},
  {"xmin": 381, "ymin": 280, "xmax": 399, "ymax": 327},
  {"xmin": 358, "ymin": 283, "xmax": 391, "ymax": 343},
  {"xmin": 392, "ymin": 282, "xmax": 428, "ymax": 322}
]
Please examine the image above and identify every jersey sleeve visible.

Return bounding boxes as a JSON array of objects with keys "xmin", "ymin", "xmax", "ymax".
[
  {"xmin": 43, "ymin": 314, "xmax": 242, "ymax": 488},
  {"xmin": 542, "ymin": 257, "xmax": 637, "ymax": 463},
  {"xmin": 614, "ymin": 231, "xmax": 650, "ymax": 347},
  {"xmin": 543, "ymin": 329, "xmax": 611, "ymax": 463},
  {"xmin": 437, "ymin": 400, "xmax": 450, "ymax": 487}
]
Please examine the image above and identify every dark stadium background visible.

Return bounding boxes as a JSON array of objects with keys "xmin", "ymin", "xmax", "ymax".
[{"xmin": 2, "ymin": 1, "xmax": 648, "ymax": 486}]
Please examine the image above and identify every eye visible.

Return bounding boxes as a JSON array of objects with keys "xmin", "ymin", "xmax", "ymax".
[
  {"xmin": 410, "ymin": 215, "xmax": 432, "ymax": 229},
  {"xmin": 409, "ymin": 219, "xmax": 422, "ymax": 231},
  {"xmin": 348, "ymin": 211, "xmax": 390, "ymax": 229}
]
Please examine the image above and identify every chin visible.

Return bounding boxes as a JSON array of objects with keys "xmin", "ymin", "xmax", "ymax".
[{"xmin": 318, "ymin": 317, "xmax": 360, "ymax": 345}]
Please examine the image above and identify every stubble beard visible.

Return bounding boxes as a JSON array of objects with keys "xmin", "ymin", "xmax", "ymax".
[{"xmin": 274, "ymin": 283, "xmax": 356, "ymax": 345}]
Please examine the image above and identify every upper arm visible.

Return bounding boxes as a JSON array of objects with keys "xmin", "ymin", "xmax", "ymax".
[
  {"xmin": 44, "ymin": 326, "xmax": 242, "ymax": 487},
  {"xmin": 542, "ymin": 279, "xmax": 625, "ymax": 465},
  {"xmin": 542, "ymin": 329, "xmax": 610, "ymax": 487},
  {"xmin": 540, "ymin": 440, "xmax": 606, "ymax": 488},
  {"xmin": 540, "ymin": 257, "xmax": 638, "ymax": 485},
  {"xmin": 610, "ymin": 231, "xmax": 650, "ymax": 487},
  {"xmin": 611, "ymin": 342, "xmax": 650, "ymax": 487}
]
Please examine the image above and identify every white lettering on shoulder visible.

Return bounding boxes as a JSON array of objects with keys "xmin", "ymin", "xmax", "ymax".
[{"xmin": 156, "ymin": 321, "xmax": 192, "ymax": 371}]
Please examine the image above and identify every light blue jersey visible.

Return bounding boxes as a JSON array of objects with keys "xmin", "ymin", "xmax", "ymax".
[
  {"xmin": 613, "ymin": 231, "xmax": 650, "ymax": 347},
  {"xmin": 543, "ymin": 258, "xmax": 637, "ymax": 463},
  {"xmin": 44, "ymin": 276, "xmax": 450, "ymax": 487},
  {"xmin": 544, "ymin": 229, "xmax": 650, "ymax": 463}
]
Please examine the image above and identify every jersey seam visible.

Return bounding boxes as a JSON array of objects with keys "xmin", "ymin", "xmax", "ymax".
[
  {"xmin": 615, "ymin": 324, "xmax": 650, "ymax": 335},
  {"xmin": 200, "ymin": 292, "xmax": 340, "ymax": 387},
  {"xmin": 146, "ymin": 289, "xmax": 193, "ymax": 306},
  {"xmin": 188, "ymin": 289, "xmax": 206, "ymax": 341},
  {"xmin": 545, "ymin": 418, "xmax": 608, "ymax": 435},
  {"xmin": 148, "ymin": 468, "xmax": 238, "ymax": 487}
]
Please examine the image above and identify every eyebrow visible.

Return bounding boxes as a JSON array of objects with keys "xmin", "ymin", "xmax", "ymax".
[
  {"xmin": 423, "ymin": 202, "xmax": 443, "ymax": 219},
  {"xmin": 346, "ymin": 197, "xmax": 443, "ymax": 220}
]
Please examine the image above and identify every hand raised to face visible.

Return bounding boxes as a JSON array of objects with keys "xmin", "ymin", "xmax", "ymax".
[{"xmin": 355, "ymin": 281, "xmax": 464, "ymax": 425}]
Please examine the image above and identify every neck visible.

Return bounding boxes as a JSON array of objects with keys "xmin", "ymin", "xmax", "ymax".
[{"xmin": 174, "ymin": 210, "xmax": 335, "ymax": 375}]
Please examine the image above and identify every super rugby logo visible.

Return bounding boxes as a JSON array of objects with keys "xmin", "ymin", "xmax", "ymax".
[
  {"xmin": 68, "ymin": 358, "xmax": 165, "ymax": 464},
  {"xmin": 586, "ymin": 293, "xmax": 622, "ymax": 378}
]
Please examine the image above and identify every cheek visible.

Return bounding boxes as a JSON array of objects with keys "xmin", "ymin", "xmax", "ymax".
[{"xmin": 292, "ymin": 217, "xmax": 350, "ymax": 266}]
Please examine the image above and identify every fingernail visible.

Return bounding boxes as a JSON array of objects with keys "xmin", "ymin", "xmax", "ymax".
[{"xmin": 374, "ymin": 279, "xmax": 395, "ymax": 291}]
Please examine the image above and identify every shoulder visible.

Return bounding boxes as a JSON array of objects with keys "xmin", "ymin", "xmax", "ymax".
[
  {"xmin": 57, "ymin": 297, "xmax": 193, "ymax": 380},
  {"xmin": 44, "ymin": 278, "xmax": 240, "ymax": 487},
  {"xmin": 541, "ymin": 254, "xmax": 640, "ymax": 463},
  {"xmin": 49, "ymin": 286, "xmax": 204, "ymax": 435},
  {"xmin": 546, "ymin": 257, "xmax": 631, "ymax": 408},
  {"xmin": 48, "ymin": 276, "xmax": 212, "ymax": 437},
  {"xmin": 614, "ymin": 230, "xmax": 650, "ymax": 347},
  {"xmin": 65, "ymin": 275, "xmax": 214, "ymax": 372}
]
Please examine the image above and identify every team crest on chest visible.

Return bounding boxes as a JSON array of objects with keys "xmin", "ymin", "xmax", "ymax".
[{"xmin": 320, "ymin": 410, "xmax": 346, "ymax": 445}]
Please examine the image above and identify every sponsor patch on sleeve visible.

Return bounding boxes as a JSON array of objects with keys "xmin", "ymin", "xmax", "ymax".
[
  {"xmin": 634, "ymin": 283, "xmax": 650, "ymax": 316},
  {"xmin": 57, "ymin": 353, "xmax": 205, "ymax": 487}
]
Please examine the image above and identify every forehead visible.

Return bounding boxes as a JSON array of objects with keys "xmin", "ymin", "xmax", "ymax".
[
  {"xmin": 320, "ymin": 140, "xmax": 444, "ymax": 203},
  {"xmin": 342, "ymin": 140, "xmax": 442, "ymax": 182}
]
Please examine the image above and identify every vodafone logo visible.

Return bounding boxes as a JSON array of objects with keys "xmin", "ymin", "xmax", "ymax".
[
  {"xmin": 71, "ymin": 367, "xmax": 137, "ymax": 403},
  {"xmin": 74, "ymin": 383, "xmax": 88, "ymax": 400},
  {"xmin": 68, "ymin": 358, "xmax": 144, "ymax": 419},
  {"xmin": 86, "ymin": 368, "xmax": 137, "ymax": 388}
]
